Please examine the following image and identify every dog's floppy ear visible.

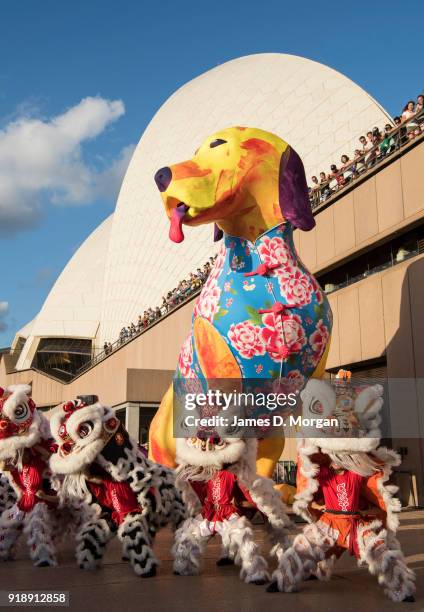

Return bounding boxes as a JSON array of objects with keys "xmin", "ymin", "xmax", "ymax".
[{"xmin": 279, "ymin": 146, "xmax": 315, "ymax": 231}]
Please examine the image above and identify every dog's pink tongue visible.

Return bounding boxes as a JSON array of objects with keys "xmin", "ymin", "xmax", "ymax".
[{"xmin": 169, "ymin": 205, "xmax": 188, "ymax": 243}]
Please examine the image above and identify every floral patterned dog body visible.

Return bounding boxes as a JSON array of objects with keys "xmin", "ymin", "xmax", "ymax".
[{"xmin": 178, "ymin": 222, "xmax": 331, "ymax": 388}]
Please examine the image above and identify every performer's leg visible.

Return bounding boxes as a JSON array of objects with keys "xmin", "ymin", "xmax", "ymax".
[
  {"xmin": 23, "ymin": 503, "xmax": 57, "ymax": 567},
  {"xmin": 216, "ymin": 536, "xmax": 234, "ymax": 566},
  {"xmin": 172, "ymin": 517, "xmax": 210, "ymax": 575},
  {"xmin": 0, "ymin": 476, "xmax": 16, "ymax": 515},
  {"xmin": 357, "ymin": 521, "xmax": 416, "ymax": 602},
  {"xmin": 153, "ymin": 467, "xmax": 186, "ymax": 532},
  {"xmin": 220, "ymin": 516, "xmax": 269, "ymax": 585},
  {"xmin": 314, "ymin": 553, "xmax": 337, "ymax": 581},
  {"xmin": 0, "ymin": 505, "xmax": 24, "ymax": 561},
  {"xmin": 118, "ymin": 512, "xmax": 158, "ymax": 577},
  {"xmin": 75, "ymin": 511, "xmax": 114, "ymax": 570},
  {"xmin": 267, "ymin": 521, "xmax": 338, "ymax": 592},
  {"xmin": 246, "ymin": 475, "xmax": 293, "ymax": 561}
]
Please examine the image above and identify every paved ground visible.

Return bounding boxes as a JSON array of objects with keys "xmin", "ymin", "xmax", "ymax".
[{"xmin": 0, "ymin": 510, "xmax": 423, "ymax": 612}]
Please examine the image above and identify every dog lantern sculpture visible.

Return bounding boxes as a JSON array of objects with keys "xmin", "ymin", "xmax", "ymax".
[{"xmin": 149, "ymin": 127, "xmax": 332, "ymax": 478}]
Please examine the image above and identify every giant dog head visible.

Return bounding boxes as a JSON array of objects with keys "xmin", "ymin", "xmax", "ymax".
[{"xmin": 154, "ymin": 126, "xmax": 314, "ymax": 244}]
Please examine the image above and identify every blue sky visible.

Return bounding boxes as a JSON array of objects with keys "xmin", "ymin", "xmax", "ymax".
[{"xmin": 0, "ymin": 0, "xmax": 422, "ymax": 346}]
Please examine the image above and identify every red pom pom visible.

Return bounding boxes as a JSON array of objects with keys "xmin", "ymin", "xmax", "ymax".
[
  {"xmin": 105, "ymin": 417, "xmax": 118, "ymax": 432},
  {"xmin": 0, "ymin": 388, "xmax": 4, "ymax": 398},
  {"xmin": 63, "ymin": 401, "xmax": 75, "ymax": 413}
]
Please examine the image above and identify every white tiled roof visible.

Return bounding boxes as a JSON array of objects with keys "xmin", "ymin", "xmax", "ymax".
[{"xmin": 15, "ymin": 216, "xmax": 112, "ymax": 369}]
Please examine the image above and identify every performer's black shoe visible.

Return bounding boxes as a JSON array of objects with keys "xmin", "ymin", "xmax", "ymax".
[
  {"xmin": 305, "ymin": 574, "xmax": 318, "ymax": 581},
  {"xmin": 266, "ymin": 581, "xmax": 280, "ymax": 593},
  {"xmin": 216, "ymin": 557, "xmax": 234, "ymax": 566},
  {"xmin": 252, "ymin": 578, "xmax": 268, "ymax": 586},
  {"xmin": 141, "ymin": 566, "xmax": 156, "ymax": 578},
  {"xmin": 35, "ymin": 560, "xmax": 51, "ymax": 567},
  {"xmin": 402, "ymin": 595, "xmax": 415, "ymax": 603}
]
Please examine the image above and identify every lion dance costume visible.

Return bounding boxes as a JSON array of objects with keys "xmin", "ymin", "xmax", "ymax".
[
  {"xmin": 268, "ymin": 377, "xmax": 416, "ymax": 602},
  {"xmin": 172, "ymin": 420, "xmax": 293, "ymax": 584},
  {"xmin": 49, "ymin": 397, "xmax": 186, "ymax": 577},
  {"xmin": 0, "ymin": 384, "xmax": 58, "ymax": 567}
]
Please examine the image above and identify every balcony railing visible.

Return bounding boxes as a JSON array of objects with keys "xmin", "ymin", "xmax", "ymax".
[
  {"xmin": 309, "ymin": 108, "xmax": 424, "ymax": 210},
  {"xmin": 75, "ymin": 287, "xmax": 203, "ymax": 376},
  {"xmin": 322, "ymin": 245, "xmax": 422, "ymax": 296}
]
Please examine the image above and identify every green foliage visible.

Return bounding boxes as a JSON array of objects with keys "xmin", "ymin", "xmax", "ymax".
[{"xmin": 245, "ymin": 305, "xmax": 263, "ymax": 325}]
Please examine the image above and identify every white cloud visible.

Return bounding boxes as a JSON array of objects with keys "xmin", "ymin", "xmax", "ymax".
[
  {"xmin": 0, "ymin": 97, "xmax": 134, "ymax": 236},
  {"xmin": 0, "ymin": 301, "xmax": 9, "ymax": 333}
]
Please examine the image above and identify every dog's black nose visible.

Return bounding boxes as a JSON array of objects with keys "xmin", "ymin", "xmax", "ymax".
[{"xmin": 154, "ymin": 166, "xmax": 172, "ymax": 192}]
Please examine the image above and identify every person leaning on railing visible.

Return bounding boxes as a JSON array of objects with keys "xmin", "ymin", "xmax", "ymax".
[
  {"xmin": 340, "ymin": 154, "xmax": 356, "ymax": 183},
  {"xmin": 416, "ymin": 95, "xmax": 424, "ymax": 133},
  {"xmin": 401, "ymin": 100, "xmax": 418, "ymax": 140},
  {"xmin": 319, "ymin": 171, "xmax": 331, "ymax": 201},
  {"xmin": 309, "ymin": 175, "xmax": 321, "ymax": 209},
  {"xmin": 364, "ymin": 128, "xmax": 381, "ymax": 167},
  {"xmin": 403, "ymin": 96, "xmax": 424, "ymax": 138},
  {"xmin": 380, "ymin": 123, "xmax": 396, "ymax": 156},
  {"xmin": 328, "ymin": 164, "xmax": 345, "ymax": 192}
]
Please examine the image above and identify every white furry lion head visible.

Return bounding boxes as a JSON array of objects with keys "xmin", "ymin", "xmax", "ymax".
[
  {"xmin": 0, "ymin": 384, "xmax": 45, "ymax": 460},
  {"xmin": 49, "ymin": 399, "xmax": 120, "ymax": 475},
  {"xmin": 300, "ymin": 378, "xmax": 384, "ymax": 453},
  {"xmin": 176, "ymin": 435, "xmax": 248, "ymax": 469}
]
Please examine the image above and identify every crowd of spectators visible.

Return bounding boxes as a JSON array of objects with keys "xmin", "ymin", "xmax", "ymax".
[
  {"xmin": 100, "ymin": 256, "xmax": 217, "ymax": 355},
  {"xmin": 309, "ymin": 93, "xmax": 424, "ymax": 208}
]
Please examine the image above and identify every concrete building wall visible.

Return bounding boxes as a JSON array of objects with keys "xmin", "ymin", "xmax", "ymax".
[
  {"xmin": 1, "ymin": 299, "xmax": 193, "ymax": 407},
  {"xmin": 296, "ymin": 142, "xmax": 424, "ymax": 275}
]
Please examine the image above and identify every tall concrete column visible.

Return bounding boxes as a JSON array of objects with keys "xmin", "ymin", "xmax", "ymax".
[{"xmin": 125, "ymin": 402, "xmax": 141, "ymax": 442}]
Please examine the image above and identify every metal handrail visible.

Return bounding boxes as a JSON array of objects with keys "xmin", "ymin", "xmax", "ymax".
[
  {"xmin": 75, "ymin": 285, "xmax": 204, "ymax": 375},
  {"xmin": 309, "ymin": 107, "xmax": 424, "ymax": 210},
  {"xmin": 322, "ymin": 247, "xmax": 420, "ymax": 296}
]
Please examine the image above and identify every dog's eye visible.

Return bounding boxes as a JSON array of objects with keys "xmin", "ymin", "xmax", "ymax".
[{"xmin": 210, "ymin": 139, "xmax": 227, "ymax": 148}]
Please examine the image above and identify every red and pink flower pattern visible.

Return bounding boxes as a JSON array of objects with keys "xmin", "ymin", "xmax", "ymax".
[
  {"xmin": 257, "ymin": 236, "xmax": 294, "ymax": 268},
  {"xmin": 310, "ymin": 275, "xmax": 324, "ymax": 305},
  {"xmin": 209, "ymin": 243, "xmax": 226, "ymax": 281},
  {"xmin": 227, "ymin": 321, "xmax": 266, "ymax": 359},
  {"xmin": 309, "ymin": 319, "xmax": 330, "ymax": 363},
  {"xmin": 260, "ymin": 313, "xmax": 307, "ymax": 362},
  {"xmin": 178, "ymin": 334, "xmax": 196, "ymax": 378},
  {"xmin": 193, "ymin": 281, "xmax": 221, "ymax": 322},
  {"xmin": 276, "ymin": 266, "xmax": 314, "ymax": 306},
  {"xmin": 193, "ymin": 246, "xmax": 225, "ymax": 323}
]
